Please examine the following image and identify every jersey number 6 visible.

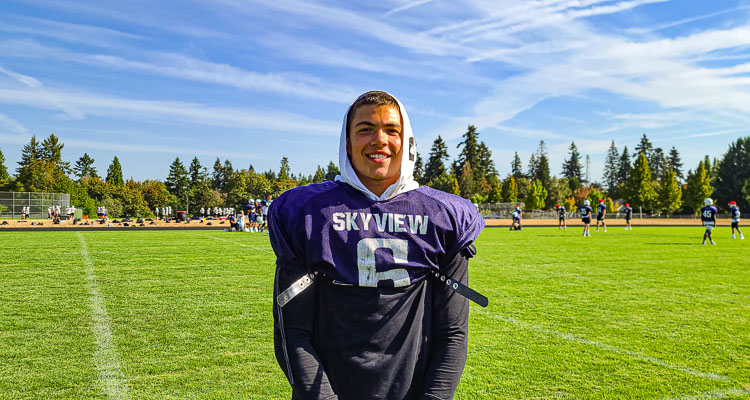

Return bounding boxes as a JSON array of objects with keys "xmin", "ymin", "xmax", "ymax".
[{"xmin": 357, "ymin": 238, "xmax": 411, "ymax": 287}]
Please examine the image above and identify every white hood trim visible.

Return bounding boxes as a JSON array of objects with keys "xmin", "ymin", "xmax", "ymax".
[{"xmin": 335, "ymin": 91, "xmax": 419, "ymax": 201}]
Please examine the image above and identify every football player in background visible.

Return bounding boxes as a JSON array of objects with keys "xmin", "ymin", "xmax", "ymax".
[
  {"xmin": 595, "ymin": 199, "xmax": 607, "ymax": 232},
  {"xmin": 728, "ymin": 201, "xmax": 744, "ymax": 240},
  {"xmin": 556, "ymin": 204, "xmax": 566, "ymax": 229},
  {"xmin": 580, "ymin": 199, "xmax": 593, "ymax": 237},
  {"xmin": 701, "ymin": 198, "xmax": 718, "ymax": 245},
  {"xmin": 622, "ymin": 203, "xmax": 633, "ymax": 230},
  {"xmin": 511, "ymin": 204, "xmax": 522, "ymax": 231},
  {"xmin": 270, "ymin": 91, "xmax": 485, "ymax": 399}
]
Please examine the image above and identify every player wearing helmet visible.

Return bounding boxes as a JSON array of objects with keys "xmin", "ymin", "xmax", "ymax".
[
  {"xmin": 556, "ymin": 204, "xmax": 566, "ymax": 230},
  {"xmin": 728, "ymin": 201, "xmax": 744, "ymax": 239},
  {"xmin": 622, "ymin": 203, "xmax": 633, "ymax": 230},
  {"xmin": 580, "ymin": 199, "xmax": 593, "ymax": 236},
  {"xmin": 510, "ymin": 204, "xmax": 522, "ymax": 231},
  {"xmin": 701, "ymin": 198, "xmax": 718, "ymax": 245},
  {"xmin": 595, "ymin": 199, "xmax": 607, "ymax": 232}
]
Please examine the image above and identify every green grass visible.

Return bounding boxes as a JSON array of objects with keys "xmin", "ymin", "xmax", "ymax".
[{"xmin": 0, "ymin": 227, "xmax": 748, "ymax": 399}]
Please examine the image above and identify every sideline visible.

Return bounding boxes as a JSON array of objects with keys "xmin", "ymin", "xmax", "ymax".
[
  {"xmin": 474, "ymin": 308, "xmax": 732, "ymax": 383},
  {"xmin": 77, "ymin": 232, "xmax": 130, "ymax": 400}
]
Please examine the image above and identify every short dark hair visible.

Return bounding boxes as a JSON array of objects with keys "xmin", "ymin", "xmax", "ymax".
[{"xmin": 346, "ymin": 91, "xmax": 400, "ymax": 136}]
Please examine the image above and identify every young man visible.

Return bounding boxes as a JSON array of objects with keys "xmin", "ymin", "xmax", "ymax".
[
  {"xmin": 270, "ymin": 91, "xmax": 485, "ymax": 399},
  {"xmin": 701, "ymin": 198, "xmax": 718, "ymax": 245},
  {"xmin": 556, "ymin": 203, "xmax": 566, "ymax": 229},
  {"xmin": 510, "ymin": 204, "xmax": 522, "ymax": 231},
  {"xmin": 580, "ymin": 199, "xmax": 593, "ymax": 237},
  {"xmin": 729, "ymin": 201, "xmax": 744, "ymax": 239},
  {"xmin": 623, "ymin": 203, "xmax": 633, "ymax": 230},
  {"xmin": 595, "ymin": 199, "xmax": 607, "ymax": 232}
]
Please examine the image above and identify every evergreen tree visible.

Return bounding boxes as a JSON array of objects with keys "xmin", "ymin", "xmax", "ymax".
[
  {"xmin": 658, "ymin": 168, "xmax": 682, "ymax": 216},
  {"xmin": 684, "ymin": 160, "xmax": 713, "ymax": 214},
  {"xmin": 536, "ymin": 153, "xmax": 550, "ymax": 190},
  {"xmin": 617, "ymin": 146, "xmax": 631, "ymax": 187},
  {"xmin": 105, "ymin": 156, "xmax": 124, "ymax": 186},
  {"xmin": 424, "ymin": 136, "xmax": 449, "ymax": 184},
  {"xmin": 0, "ymin": 147, "xmax": 9, "ymax": 184},
  {"xmin": 624, "ymin": 152, "xmax": 657, "ymax": 211},
  {"xmin": 223, "ymin": 160, "xmax": 234, "ymax": 184},
  {"xmin": 17, "ymin": 135, "xmax": 43, "ymax": 174},
  {"xmin": 414, "ymin": 152, "xmax": 425, "ymax": 185},
  {"xmin": 487, "ymin": 175, "xmax": 502, "ymax": 203},
  {"xmin": 634, "ymin": 134, "xmax": 653, "ymax": 161},
  {"xmin": 278, "ymin": 157, "xmax": 291, "ymax": 181},
  {"xmin": 501, "ymin": 176, "xmax": 518, "ymax": 204},
  {"xmin": 524, "ymin": 179, "xmax": 547, "ymax": 210},
  {"xmin": 511, "ymin": 152, "xmax": 523, "ymax": 179},
  {"xmin": 324, "ymin": 161, "xmax": 340, "ymax": 181},
  {"xmin": 165, "ymin": 157, "xmax": 190, "ymax": 205},
  {"xmin": 667, "ymin": 146, "xmax": 683, "ymax": 182},
  {"xmin": 41, "ymin": 134, "xmax": 70, "ymax": 174},
  {"xmin": 212, "ymin": 158, "xmax": 225, "ymax": 190},
  {"xmin": 603, "ymin": 141, "xmax": 620, "ymax": 193},
  {"xmin": 264, "ymin": 169, "xmax": 277, "ymax": 182},
  {"xmin": 714, "ymin": 137, "xmax": 750, "ymax": 209},
  {"xmin": 477, "ymin": 142, "xmax": 496, "ymax": 183},
  {"xmin": 189, "ymin": 157, "xmax": 204, "ymax": 188},
  {"xmin": 532, "ymin": 140, "xmax": 551, "ymax": 190},
  {"xmin": 458, "ymin": 162, "xmax": 476, "ymax": 198},
  {"xmin": 527, "ymin": 153, "xmax": 538, "ymax": 181},
  {"xmin": 561, "ymin": 142, "xmax": 583, "ymax": 183},
  {"xmin": 73, "ymin": 153, "xmax": 98, "ymax": 179},
  {"xmin": 312, "ymin": 165, "xmax": 326, "ymax": 183},
  {"xmin": 454, "ymin": 125, "xmax": 480, "ymax": 180},
  {"xmin": 650, "ymin": 147, "xmax": 667, "ymax": 181}
]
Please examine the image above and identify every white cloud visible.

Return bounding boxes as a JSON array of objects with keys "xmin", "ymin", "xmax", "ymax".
[
  {"xmin": 0, "ymin": 66, "xmax": 85, "ymax": 119},
  {"xmin": 0, "ymin": 113, "xmax": 30, "ymax": 136},
  {"xmin": 0, "ymin": 87, "xmax": 340, "ymax": 135},
  {"xmin": 0, "ymin": 40, "xmax": 359, "ymax": 103}
]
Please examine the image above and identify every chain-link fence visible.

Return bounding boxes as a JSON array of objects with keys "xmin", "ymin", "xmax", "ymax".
[
  {"xmin": 0, "ymin": 192, "xmax": 71, "ymax": 219},
  {"xmin": 477, "ymin": 202, "xmax": 710, "ymax": 219}
]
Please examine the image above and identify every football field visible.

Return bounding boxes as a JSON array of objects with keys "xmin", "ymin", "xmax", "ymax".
[{"xmin": 1, "ymin": 227, "xmax": 748, "ymax": 399}]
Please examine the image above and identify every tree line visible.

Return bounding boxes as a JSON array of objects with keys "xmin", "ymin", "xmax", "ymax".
[
  {"xmin": 0, "ymin": 130, "xmax": 749, "ymax": 217},
  {"xmin": 412, "ymin": 128, "xmax": 750, "ymax": 215}
]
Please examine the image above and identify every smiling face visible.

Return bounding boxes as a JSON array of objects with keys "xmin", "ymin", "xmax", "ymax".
[{"xmin": 347, "ymin": 104, "xmax": 403, "ymax": 197}]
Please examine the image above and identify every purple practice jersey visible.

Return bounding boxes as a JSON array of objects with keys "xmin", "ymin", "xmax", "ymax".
[
  {"xmin": 270, "ymin": 180, "xmax": 484, "ymax": 399},
  {"xmin": 701, "ymin": 205, "xmax": 718, "ymax": 225},
  {"xmin": 270, "ymin": 181, "xmax": 483, "ymax": 287}
]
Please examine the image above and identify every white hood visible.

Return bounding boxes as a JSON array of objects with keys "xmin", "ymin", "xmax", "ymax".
[{"xmin": 335, "ymin": 92, "xmax": 419, "ymax": 201}]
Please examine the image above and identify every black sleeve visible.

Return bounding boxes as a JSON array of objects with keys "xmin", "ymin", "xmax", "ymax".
[
  {"xmin": 273, "ymin": 265, "xmax": 338, "ymax": 400},
  {"xmin": 422, "ymin": 247, "xmax": 472, "ymax": 399}
]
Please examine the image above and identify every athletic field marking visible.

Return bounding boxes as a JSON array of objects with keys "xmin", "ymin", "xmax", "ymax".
[
  {"xmin": 204, "ymin": 234, "xmax": 273, "ymax": 251},
  {"xmin": 660, "ymin": 387, "xmax": 750, "ymax": 400},
  {"xmin": 475, "ymin": 308, "xmax": 732, "ymax": 383},
  {"xmin": 77, "ymin": 232, "xmax": 130, "ymax": 400}
]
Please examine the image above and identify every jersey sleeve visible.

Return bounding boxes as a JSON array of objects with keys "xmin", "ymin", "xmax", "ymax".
[
  {"xmin": 447, "ymin": 199, "xmax": 485, "ymax": 259},
  {"xmin": 268, "ymin": 192, "xmax": 307, "ymax": 272}
]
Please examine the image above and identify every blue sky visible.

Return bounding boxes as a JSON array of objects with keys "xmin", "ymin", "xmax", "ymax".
[{"xmin": 1, "ymin": 0, "xmax": 750, "ymax": 183}]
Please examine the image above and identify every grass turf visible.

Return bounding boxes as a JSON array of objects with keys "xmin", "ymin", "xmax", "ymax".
[{"xmin": 0, "ymin": 227, "xmax": 748, "ymax": 399}]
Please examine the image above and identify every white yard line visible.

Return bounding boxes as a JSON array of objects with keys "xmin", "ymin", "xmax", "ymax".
[
  {"xmin": 77, "ymin": 232, "xmax": 130, "ymax": 400},
  {"xmin": 660, "ymin": 387, "xmax": 750, "ymax": 400},
  {"xmin": 475, "ymin": 308, "xmax": 732, "ymax": 383},
  {"xmin": 205, "ymin": 234, "xmax": 273, "ymax": 251}
]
